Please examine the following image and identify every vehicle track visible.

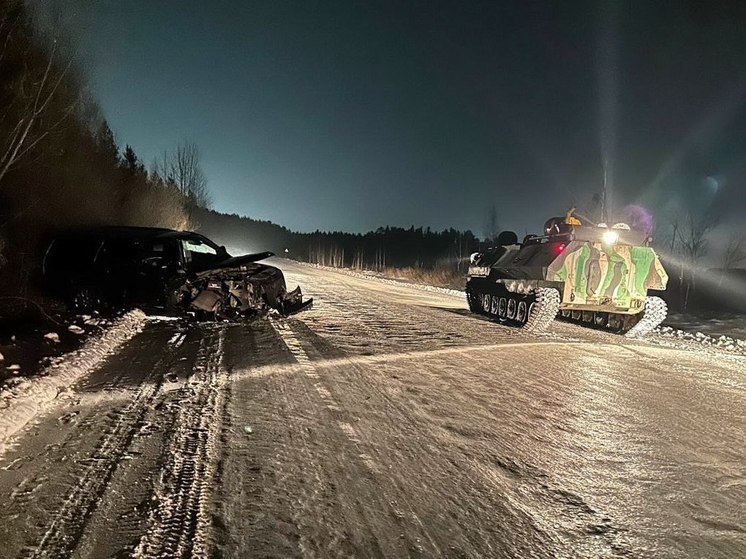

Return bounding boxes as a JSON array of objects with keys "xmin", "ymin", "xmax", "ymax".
[
  {"xmin": 24, "ymin": 326, "xmax": 190, "ymax": 559},
  {"xmin": 134, "ymin": 327, "xmax": 228, "ymax": 559},
  {"xmin": 271, "ymin": 318, "xmax": 441, "ymax": 557}
]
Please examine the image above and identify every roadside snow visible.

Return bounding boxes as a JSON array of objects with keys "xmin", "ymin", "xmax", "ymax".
[
  {"xmin": 654, "ymin": 326, "xmax": 746, "ymax": 355},
  {"xmin": 298, "ymin": 261, "xmax": 465, "ymax": 298},
  {"xmin": 0, "ymin": 310, "xmax": 146, "ymax": 456}
]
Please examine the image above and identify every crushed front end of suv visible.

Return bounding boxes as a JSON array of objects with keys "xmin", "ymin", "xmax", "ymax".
[{"xmin": 42, "ymin": 226, "xmax": 312, "ymax": 318}]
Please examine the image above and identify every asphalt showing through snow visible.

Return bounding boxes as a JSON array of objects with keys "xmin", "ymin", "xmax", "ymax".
[{"xmin": 0, "ymin": 260, "xmax": 744, "ymax": 558}]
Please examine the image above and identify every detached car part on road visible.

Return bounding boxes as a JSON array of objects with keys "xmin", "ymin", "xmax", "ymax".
[
  {"xmin": 42, "ymin": 226, "xmax": 312, "ymax": 318},
  {"xmin": 466, "ymin": 220, "xmax": 669, "ymax": 337}
]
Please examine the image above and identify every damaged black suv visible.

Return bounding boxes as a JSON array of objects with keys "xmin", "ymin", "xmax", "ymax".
[{"xmin": 42, "ymin": 226, "xmax": 312, "ymax": 317}]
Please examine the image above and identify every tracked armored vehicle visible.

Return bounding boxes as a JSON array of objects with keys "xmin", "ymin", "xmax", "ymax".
[{"xmin": 466, "ymin": 220, "xmax": 669, "ymax": 337}]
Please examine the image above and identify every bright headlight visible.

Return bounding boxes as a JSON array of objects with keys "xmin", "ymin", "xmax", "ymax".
[{"xmin": 602, "ymin": 230, "xmax": 619, "ymax": 245}]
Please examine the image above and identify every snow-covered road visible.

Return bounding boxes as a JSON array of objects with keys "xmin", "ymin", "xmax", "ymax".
[{"xmin": 0, "ymin": 261, "xmax": 744, "ymax": 558}]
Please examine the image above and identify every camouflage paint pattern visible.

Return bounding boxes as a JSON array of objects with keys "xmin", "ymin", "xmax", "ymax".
[{"xmin": 546, "ymin": 241, "xmax": 668, "ymax": 313}]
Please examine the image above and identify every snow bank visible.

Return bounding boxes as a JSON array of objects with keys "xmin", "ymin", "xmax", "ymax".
[
  {"xmin": 654, "ymin": 325, "xmax": 746, "ymax": 355},
  {"xmin": 0, "ymin": 310, "xmax": 146, "ymax": 455}
]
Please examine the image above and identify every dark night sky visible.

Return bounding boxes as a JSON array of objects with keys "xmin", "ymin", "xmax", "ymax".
[{"xmin": 66, "ymin": 1, "xmax": 746, "ymax": 235}]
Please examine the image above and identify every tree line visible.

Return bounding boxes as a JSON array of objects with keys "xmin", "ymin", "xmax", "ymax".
[{"xmin": 195, "ymin": 207, "xmax": 480, "ymax": 276}]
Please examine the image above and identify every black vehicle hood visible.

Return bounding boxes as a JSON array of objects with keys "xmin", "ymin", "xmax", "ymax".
[{"xmin": 192, "ymin": 251, "xmax": 275, "ymax": 275}]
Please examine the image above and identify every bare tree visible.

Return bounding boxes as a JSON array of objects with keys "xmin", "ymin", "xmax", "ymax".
[
  {"xmin": 0, "ymin": 235, "xmax": 7, "ymax": 269},
  {"xmin": 722, "ymin": 236, "xmax": 746, "ymax": 269},
  {"xmin": 676, "ymin": 210, "xmax": 719, "ymax": 310},
  {"xmin": 156, "ymin": 141, "xmax": 211, "ymax": 216},
  {"xmin": 0, "ymin": 4, "xmax": 75, "ymax": 187},
  {"xmin": 667, "ymin": 212, "xmax": 680, "ymax": 255},
  {"xmin": 0, "ymin": 0, "xmax": 21, "ymax": 66},
  {"xmin": 677, "ymin": 211, "xmax": 715, "ymax": 265}
]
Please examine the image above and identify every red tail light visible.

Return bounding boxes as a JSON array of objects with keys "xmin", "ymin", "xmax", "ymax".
[{"xmin": 552, "ymin": 243, "xmax": 566, "ymax": 255}]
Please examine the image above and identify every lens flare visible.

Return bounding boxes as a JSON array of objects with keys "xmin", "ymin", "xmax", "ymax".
[{"xmin": 622, "ymin": 205, "xmax": 654, "ymax": 236}]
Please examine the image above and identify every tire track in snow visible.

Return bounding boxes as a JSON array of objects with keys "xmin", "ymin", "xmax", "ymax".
[
  {"xmin": 134, "ymin": 327, "xmax": 227, "ymax": 559},
  {"xmin": 276, "ymin": 320, "xmax": 601, "ymax": 557},
  {"xmin": 271, "ymin": 319, "xmax": 381, "ymax": 474},
  {"xmin": 29, "ymin": 329, "xmax": 180, "ymax": 559},
  {"xmin": 271, "ymin": 318, "xmax": 445, "ymax": 557},
  {"xmin": 223, "ymin": 321, "xmax": 362, "ymax": 557}
]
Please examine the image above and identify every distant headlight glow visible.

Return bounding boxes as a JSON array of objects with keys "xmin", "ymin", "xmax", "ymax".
[{"xmin": 602, "ymin": 230, "xmax": 619, "ymax": 245}]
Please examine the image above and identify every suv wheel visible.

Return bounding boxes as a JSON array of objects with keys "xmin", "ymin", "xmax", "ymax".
[{"xmin": 70, "ymin": 286, "xmax": 107, "ymax": 314}]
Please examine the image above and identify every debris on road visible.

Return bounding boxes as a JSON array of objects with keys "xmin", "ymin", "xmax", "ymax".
[{"xmin": 44, "ymin": 332, "xmax": 60, "ymax": 343}]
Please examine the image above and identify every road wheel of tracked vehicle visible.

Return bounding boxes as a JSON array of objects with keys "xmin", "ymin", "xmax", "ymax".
[
  {"xmin": 560, "ymin": 309, "xmax": 571, "ymax": 319},
  {"xmin": 581, "ymin": 311, "xmax": 594, "ymax": 323},
  {"xmin": 482, "ymin": 293, "xmax": 492, "ymax": 313},
  {"xmin": 593, "ymin": 312, "xmax": 609, "ymax": 328},
  {"xmin": 607, "ymin": 313, "xmax": 624, "ymax": 332},
  {"xmin": 506, "ymin": 298, "xmax": 517, "ymax": 319},
  {"xmin": 571, "ymin": 310, "xmax": 582, "ymax": 321},
  {"xmin": 516, "ymin": 300, "xmax": 528, "ymax": 323},
  {"xmin": 70, "ymin": 286, "xmax": 108, "ymax": 314},
  {"xmin": 490, "ymin": 296, "xmax": 500, "ymax": 315},
  {"xmin": 498, "ymin": 297, "xmax": 507, "ymax": 318}
]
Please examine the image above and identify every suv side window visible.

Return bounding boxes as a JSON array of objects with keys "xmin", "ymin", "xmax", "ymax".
[
  {"xmin": 100, "ymin": 238, "xmax": 137, "ymax": 260},
  {"xmin": 181, "ymin": 238, "xmax": 219, "ymax": 269},
  {"xmin": 45, "ymin": 237, "xmax": 103, "ymax": 275},
  {"xmin": 98, "ymin": 238, "xmax": 180, "ymax": 269}
]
